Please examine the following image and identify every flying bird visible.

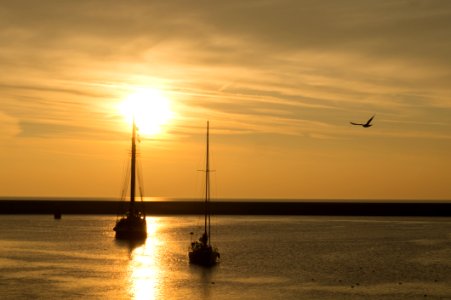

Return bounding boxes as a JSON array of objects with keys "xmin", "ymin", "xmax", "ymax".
[{"xmin": 350, "ymin": 115, "xmax": 375, "ymax": 128}]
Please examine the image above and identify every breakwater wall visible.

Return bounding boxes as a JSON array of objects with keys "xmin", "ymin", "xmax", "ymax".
[{"xmin": 0, "ymin": 200, "xmax": 450, "ymax": 216}]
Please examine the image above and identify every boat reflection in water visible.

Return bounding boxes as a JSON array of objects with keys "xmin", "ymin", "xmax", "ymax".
[
  {"xmin": 119, "ymin": 216, "xmax": 220, "ymax": 299},
  {"xmin": 126, "ymin": 217, "xmax": 162, "ymax": 300}
]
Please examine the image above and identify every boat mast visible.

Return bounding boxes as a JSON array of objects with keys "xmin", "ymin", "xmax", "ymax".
[
  {"xmin": 205, "ymin": 121, "xmax": 211, "ymax": 245},
  {"xmin": 130, "ymin": 117, "xmax": 137, "ymax": 215}
]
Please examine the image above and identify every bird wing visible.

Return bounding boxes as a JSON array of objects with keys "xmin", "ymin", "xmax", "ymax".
[
  {"xmin": 350, "ymin": 122, "xmax": 362, "ymax": 125},
  {"xmin": 366, "ymin": 115, "xmax": 375, "ymax": 125}
]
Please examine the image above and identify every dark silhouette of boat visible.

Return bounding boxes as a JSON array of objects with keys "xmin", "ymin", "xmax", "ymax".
[
  {"xmin": 113, "ymin": 118, "xmax": 147, "ymax": 240},
  {"xmin": 189, "ymin": 121, "xmax": 220, "ymax": 266},
  {"xmin": 53, "ymin": 209, "xmax": 61, "ymax": 219}
]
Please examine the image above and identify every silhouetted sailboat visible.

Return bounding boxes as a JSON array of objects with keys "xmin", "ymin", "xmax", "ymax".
[
  {"xmin": 113, "ymin": 118, "xmax": 147, "ymax": 240},
  {"xmin": 53, "ymin": 210, "xmax": 61, "ymax": 220},
  {"xmin": 53, "ymin": 205, "xmax": 61, "ymax": 219},
  {"xmin": 189, "ymin": 121, "xmax": 220, "ymax": 266}
]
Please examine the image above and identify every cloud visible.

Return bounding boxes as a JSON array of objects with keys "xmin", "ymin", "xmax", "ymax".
[
  {"xmin": 1, "ymin": 1, "xmax": 451, "ymax": 199},
  {"xmin": 0, "ymin": 111, "xmax": 20, "ymax": 139},
  {"xmin": 1, "ymin": 0, "xmax": 450, "ymax": 142},
  {"xmin": 18, "ymin": 121, "xmax": 89, "ymax": 138},
  {"xmin": 0, "ymin": 80, "xmax": 125, "ymax": 140}
]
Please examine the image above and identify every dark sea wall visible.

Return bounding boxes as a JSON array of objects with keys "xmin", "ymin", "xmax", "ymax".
[{"xmin": 0, "ymin": 200, "xmax": 450, "ymax": 216}]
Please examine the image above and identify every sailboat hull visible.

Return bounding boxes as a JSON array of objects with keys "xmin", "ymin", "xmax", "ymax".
[
  {"xmin": 189, "ymin": 245, "xmax": 220, "ymax": 266},
  {"xmin": 114, "ymin": 216, "xmax": 147, "ymax": 240}
]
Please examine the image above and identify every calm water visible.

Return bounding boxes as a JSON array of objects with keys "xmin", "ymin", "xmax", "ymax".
[{"xmin": 0, "ymin": 215, "xmax": 450, "ymax": 299}]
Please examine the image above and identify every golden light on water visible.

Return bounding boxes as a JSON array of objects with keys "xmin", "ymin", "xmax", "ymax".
[
  {"xmin": 128, "ymin": 217, "xmax": 162, "ymax": 300},
  {"xmin": 119, "ymin": 88, "xmax": 174, "ymax": 136}
]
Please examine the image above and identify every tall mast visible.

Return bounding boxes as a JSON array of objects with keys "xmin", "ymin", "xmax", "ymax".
[
  {"xmin": 130, "ymin": 118, "xmax": 137, "ymax": 214},
  {"xmin": 204, "ymin": 121, "xmax": 210, "ymax": 244}
]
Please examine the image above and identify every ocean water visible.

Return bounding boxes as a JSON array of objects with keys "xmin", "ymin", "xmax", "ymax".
[{"xmin": 0, "ymin": 215, "xmax": 450, "ymax": 299}]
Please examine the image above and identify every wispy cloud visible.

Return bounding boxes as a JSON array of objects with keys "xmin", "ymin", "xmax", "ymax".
[
  {"xmin": 0, "ymin": 111, "xmax": 20, "ymax": 140},
  {"xmin": 1, "ymin": 0, "xmax": 451, "ymax": 198},
  {"xmin": 1, "ymin": 1, "xmax": 451, "ymax": 139}
]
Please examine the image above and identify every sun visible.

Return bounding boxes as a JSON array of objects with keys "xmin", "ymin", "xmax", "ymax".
[{"xmin": 119, "ymin": 88, "xmax": 174, "ymax": 136}]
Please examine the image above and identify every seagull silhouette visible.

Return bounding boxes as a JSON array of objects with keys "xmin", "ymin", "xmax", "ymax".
[{"xmin": 350, "ymin": 115, "xmax": 375, "ymax": 128}]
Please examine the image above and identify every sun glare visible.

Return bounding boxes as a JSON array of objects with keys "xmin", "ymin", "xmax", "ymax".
[{"xmin": 119, "ymin": 88, "xmax": 173, "ymax": 135}]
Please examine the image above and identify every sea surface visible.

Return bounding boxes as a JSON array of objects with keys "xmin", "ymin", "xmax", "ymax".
[{"xmin": 0, "ymin": 215, "xmax": 450, "ymax": 299}]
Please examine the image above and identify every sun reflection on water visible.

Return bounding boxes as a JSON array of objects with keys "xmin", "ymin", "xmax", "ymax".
[{"xmin": 128, "ymin": 217, "xmax": 163, "ymax": 300}]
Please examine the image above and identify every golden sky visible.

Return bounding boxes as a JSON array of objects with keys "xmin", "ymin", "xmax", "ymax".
[{"xmin": 1, "ymin": 1, "xmax": 450, "ymax": 200}]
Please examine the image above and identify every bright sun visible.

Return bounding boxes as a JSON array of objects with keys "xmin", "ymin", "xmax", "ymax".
[{"xmin": 119, "ymin": 88, "xmax": 173, "ymax": 135}]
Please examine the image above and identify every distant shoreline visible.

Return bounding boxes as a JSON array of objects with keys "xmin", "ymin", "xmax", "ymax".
[{"xmin": 1, "ymin": 200, "xmax": 450, "ymax": 216}]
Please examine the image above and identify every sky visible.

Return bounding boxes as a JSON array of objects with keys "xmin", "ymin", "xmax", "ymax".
[{"xmin": 1, "ymin": 0, "xmax": 451, "ymax": 200}]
